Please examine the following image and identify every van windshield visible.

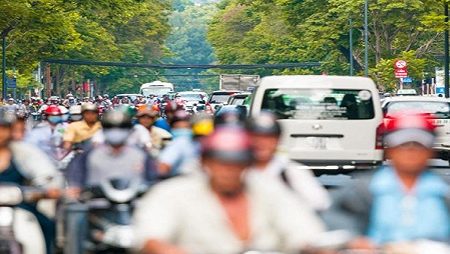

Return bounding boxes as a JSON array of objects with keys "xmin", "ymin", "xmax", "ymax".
[
  {"xmin": 386, "ymin": 101, "xmax": 450, "ymax": 119},
  {"xmin": 142, "ymin": 88, "xmax": 172, "ymax": 97},
  {"xmin": 262, "ymin": 89, "xmax": 375, "ymax": 120}
]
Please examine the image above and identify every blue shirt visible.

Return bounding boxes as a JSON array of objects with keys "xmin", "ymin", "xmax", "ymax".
[
  {"xmin": 158, "ymin": 137, "xmax": 200, "ymax": 175},
  {"xmin": 154, "ymin": 118, "xmax": 171, "ymax": 132},
  {"xmin": 367, "ymin": 167, "xmax": 450, "ymax": 244}
]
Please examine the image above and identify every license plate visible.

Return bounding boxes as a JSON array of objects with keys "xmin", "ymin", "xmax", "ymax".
[{"xmin": 296, "ymin": 137, "xmax": 341, "ymax": 150}]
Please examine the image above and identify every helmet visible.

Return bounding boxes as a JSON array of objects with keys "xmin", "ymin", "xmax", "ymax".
[
  {"xmin": 0, "ymin": 108, "xmax": 16, "ymax": 126},
  {"xmin": 246, "ymin": 111, "xmax": 281, "ymax": 136},
  {"xmin": 136, "ymin": 106, "xmax": 158, "ymax": 118},
  {"xmin": 103, "ymin": 94, "xmax": 109, "ymax": 99},
  {"xmin": 44, "ymin": 105, "xmax": 62, "ymax": 116},
  {"xmin": 66, "ymin": 93, "xmax": 73, "ymax": 98},
  {"xmin": 81, "ymin": 102, "xmax": 98, "ymax": 112},
  {"xmin": 384, "ymin": 112, "xmax": 436, "ymax": 148},
  {"xmin": 201, "ymin": 127, "xmax": 252, "ymax": 164},
  {"xmin": 101, "ymin": 110, "xmax": 133, "ymax": 129},
  {"xmin": 191, "ymin": 113, "xmax": 214, "ymax": 137},
  {"xmin": 170, "ymin": 110, "xmax": 191, "ymax": 125},
  {"xmin": 69, "ymin": 105, "xmax": 82, "ymax": 115}
]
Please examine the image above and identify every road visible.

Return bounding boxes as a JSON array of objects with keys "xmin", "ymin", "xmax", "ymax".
[{"xmin": 318, "ymin": 159, "xmax": 450, "ymax": 188}]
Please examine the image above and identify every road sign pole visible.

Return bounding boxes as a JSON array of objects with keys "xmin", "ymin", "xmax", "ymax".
[
  {"xmin": 445, "ymin": 1, "xmax": 449, "ymax": 98},
  {"xmin": 364, "ymin": 0, "xmax": 369, "ymax": 77},
  {"xmin": 349, "ymin": 19, "xmax": 354, "ymax": 76},
  {"xmin": 2, "ymin": 35, "xmax": 6, "ymax": 100}
]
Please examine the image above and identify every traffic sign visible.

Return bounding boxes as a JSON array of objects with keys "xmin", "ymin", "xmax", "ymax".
[
  {"xmin": 395, "ymin": 69, "xmax": 408, "ymax": 78},
  {"xmin": 394, "ymin": 60, "xmax": 407, "ymax": 69},
  {"xmin": 394, "ymin": 60, "xmax": 408, "ymax": 78},
  {"xmin": 402, "ymin": 77, "xmax": 413, "ymax": 83},
  {"xmin": 6, "ymin": 78, "xmax": 16, "ymax": 88}
]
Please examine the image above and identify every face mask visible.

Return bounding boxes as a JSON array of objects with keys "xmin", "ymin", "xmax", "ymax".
[
  {"xmin": 70, "ymin": 114, "xmax": 83, "ymax": 121},
  {"xmin": 103, "ymin": 128, "xmax": 130, "ymax": 146},
  {"xmin": 171, "ymin": 128, "xmax": 193, "ymax": 139},
  {"xmin": 47, "ymin": 116, "xmax": 62, "ymax": 124}
]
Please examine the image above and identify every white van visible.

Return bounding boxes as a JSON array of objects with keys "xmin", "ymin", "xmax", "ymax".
[{"xmin": 250, "ymin": 75, "xmax": 383, "ymax": 172}]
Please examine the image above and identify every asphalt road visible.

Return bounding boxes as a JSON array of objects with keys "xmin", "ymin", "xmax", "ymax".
[{"xmin": 317, "ymin": 159, "xmax": 450, "ymax": 188}]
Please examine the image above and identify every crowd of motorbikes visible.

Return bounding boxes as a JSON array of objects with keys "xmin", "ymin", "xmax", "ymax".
[{"xmin": 0, "ymin": 93, "xmax": 449, "ymax": 254}]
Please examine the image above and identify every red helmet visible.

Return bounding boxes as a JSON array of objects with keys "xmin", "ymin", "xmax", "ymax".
[
  {"xmin": 44, "ymin": 105, "xmax": 62, "ymax": 116},
  {"xmin": 385, "ymin": 112, "xmax": 436, "ymax": 134},
  {"xmin": 384, "ymin": 112, "xmax": 436, "ymax": 148}
]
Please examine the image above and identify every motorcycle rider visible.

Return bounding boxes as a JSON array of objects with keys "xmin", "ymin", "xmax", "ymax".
[
  {"xmin": 0, "ymin": 108, "xmax": 62, "ymax": 254},
  {"xmin": 246, "ymin": 112, "xmax": 331, "ymax": 211},
  {"xmin": 63, "ymin": 103, "xmax": 101, "ymax": 151},
  {"xmin": 158, "ymin": 113, "xmax": 213, "ymax": 175},
  {"xmin": 65, "ymin": 109, "xmax": 158, "ymax": 192},
  {"xmin": 134, "ymin": 126, "xmax": 325, "ymax": 254},
  {"xmin": 5, "ymin": 98, "xmax": 19, "ymax": 113},
  {"xmin": 324, "ymin": 113, "xmax": 450, "ymax": 249},
  {"xmin": 133, "ymin": 106, "xmax": 172, "ymax": 154},
  {"xmin": 26, "ymin": 105, "xmax": 68, "ymax": 164},
  {"xmin": 68, "ymin": 105, "xmax": 83, "ymax": 122}
]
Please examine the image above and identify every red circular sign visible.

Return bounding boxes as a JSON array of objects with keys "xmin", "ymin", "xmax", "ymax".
[{"xmin": 394, "ymin": 60, "xmax": 407, "ymax": 69}]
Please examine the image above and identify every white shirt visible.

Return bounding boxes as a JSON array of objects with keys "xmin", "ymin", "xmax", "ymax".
[
  {"xmin": 133, "ymin": 173, "xmax": 325, "ymax": 254},
  {"xmin": 250, "ymin": 155, "xmax": 331, "ymax": 211}
]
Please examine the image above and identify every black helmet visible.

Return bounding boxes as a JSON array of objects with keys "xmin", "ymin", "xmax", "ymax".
[
  {"xmin": 201, "ymin": 126, "xmax": 253, "ymax": 164},
  {"xmin": 246, "ymin": 111, "xmax": 281, "ymax": 136},
  {"xmin": 101, "ymin": 110, "xmax": 133, "ymax": 129},
  {"xmin": 0, "ymin": 108, "xmax": 16, "ymax": 126}
]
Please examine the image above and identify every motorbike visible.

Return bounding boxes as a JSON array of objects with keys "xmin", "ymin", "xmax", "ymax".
[
  {"xmin": 0, "ymin": 184, "xmax": 47, "ymax": 254},
  {"xmin": 64, "ymin": 178, "xmax": 150, "ymax": 254}
]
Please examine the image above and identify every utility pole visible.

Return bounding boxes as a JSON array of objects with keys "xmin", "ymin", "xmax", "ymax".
[
  {"xmin": 364, "ymin": 0, "xmax": 369, "ymax": 77},
  {"xmin": 349, "ymin": 19, "xmax": 354, "ymax": 76},
  {"xmin": 445, "ymin": 1, "xmax": 449, "ymax": 98},
  {"xmin": 2, "ymin": 35, "xmax": 6, "ymax": 100}
]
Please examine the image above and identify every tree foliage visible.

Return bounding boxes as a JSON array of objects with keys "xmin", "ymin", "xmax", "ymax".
[
  {"xmin": 208, "ymin": 0, "xmax": 448, "ymax": 90},
  {"xmin": 0, "ymin": 0, "xmax": 171, "ymax": 96}
]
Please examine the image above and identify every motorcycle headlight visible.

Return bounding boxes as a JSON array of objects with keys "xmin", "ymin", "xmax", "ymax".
[{"xmin": 0, "ymin": 186, "xmax": 23, "ymax": 205}]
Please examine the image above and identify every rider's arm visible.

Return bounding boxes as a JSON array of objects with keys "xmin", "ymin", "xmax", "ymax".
[
  {"xmin": 10, "ymin": 141, "xmax": 63, "ymax": 189},
  {"xmin": 157, "ymin": 141, "xmax": 182, "ymax": 175},
  {"xmin": 267, "ymin": 176, "xmax": 326, "ymax": 252},
  {"xmin": 142, "ymin": 240, "xmax": 187, "ymax": 254},
  {"xmin": 133, "ymin": 183, "xmax": 181, "ymax": 253},
  {"xmin": 63, "ymin": 123, "xmax": 76, "ymax": 150},
  {"xmin": 284, "ymin": 163, "xmax": 332, "ymax": 211}
]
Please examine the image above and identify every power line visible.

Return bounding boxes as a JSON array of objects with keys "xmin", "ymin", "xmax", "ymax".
[{"xmin": 42, "ymin": 59, "xmax": 321, "ymax": 69}]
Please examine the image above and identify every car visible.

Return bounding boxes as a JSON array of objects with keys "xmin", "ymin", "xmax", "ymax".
[
  {"xmin": 177, "ymin": 91, "xmax": 207, "ymax": 112},
  {"xmin": 250, "ymin": 75, "xmax": 384, "ymax": 174},
  {"xmin": 208, "ymin": 90, "xmax": 240, "ymax": 112},
  {"xmin": 396, "ymin": 89, "xmax": 417, "ymax": 96},
  {"xmin": 381, "ymin": 96, "xmax": 450, "ymax": 163},
  {"xmin": 227, "ymin": 92, "xmax": 251, "ymax": 106}
]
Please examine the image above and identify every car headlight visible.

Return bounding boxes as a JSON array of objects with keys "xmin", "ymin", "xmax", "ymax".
[{"xmin": 0, "ymin": 186, "xmax": 23, "ymax": 205}]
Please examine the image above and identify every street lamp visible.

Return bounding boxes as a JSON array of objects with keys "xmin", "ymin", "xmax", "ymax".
[{"xmin": 364, "ymin": 0, "xmax": 369, "ymax": 77}]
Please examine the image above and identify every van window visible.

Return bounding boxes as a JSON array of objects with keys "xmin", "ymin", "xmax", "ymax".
[
  {"xmin": 209, "ymin": 94, "xmax": 232, "ymax": 103},
  {"xmin": 385, "ymin": 101, "xmax": 450, "ymax": 119},
  {"xmin": 261, "ymin": 89, "xmax": 375, "ymax": 120}
]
